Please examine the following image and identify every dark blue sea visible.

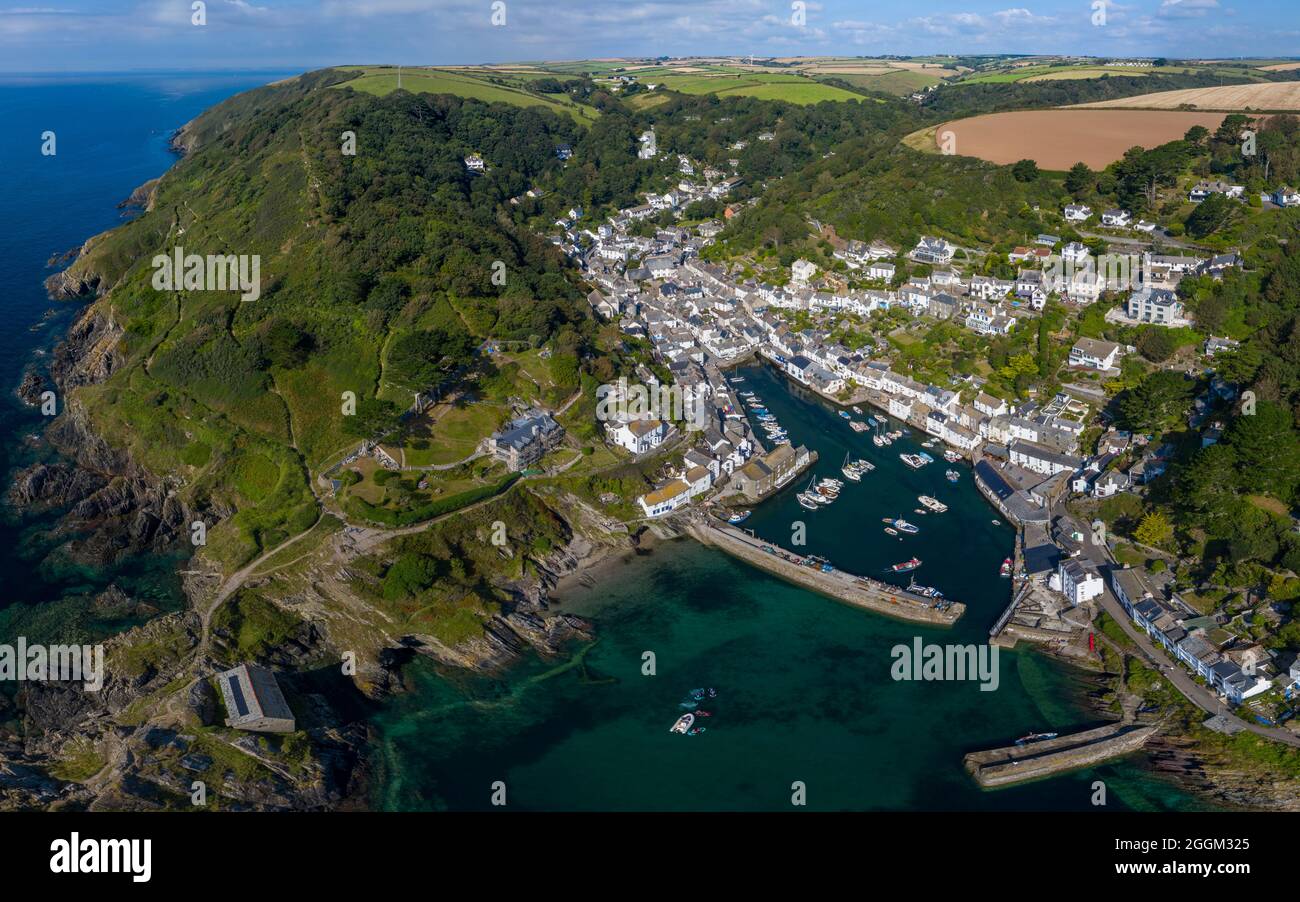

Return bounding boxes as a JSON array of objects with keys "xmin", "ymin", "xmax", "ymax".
[{"xmin": 0, "ymin": 72, "xmax": 294, "ymax": 640}]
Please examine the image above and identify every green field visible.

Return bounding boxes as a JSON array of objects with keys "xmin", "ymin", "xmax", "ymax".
[
  {"xmin": 655, "ymin": 73, "xmax": 862, "ymax": 104},
  {"xmin": 337, "ymin": 68, "xmax": 599, "ymax": 123},
  {"xmin": 960, "ymin": 62, "xmax": 1276, "ymax": 85},
  {"xmin": 824, "ymin": 69, "xmax": 944, "ymax": 95}
]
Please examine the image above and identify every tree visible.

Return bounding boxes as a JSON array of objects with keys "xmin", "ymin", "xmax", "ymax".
[
  {"xmin": 1136, "ymin": 326, "xmax": 1179, "ymax": 363},
  {"xmin": 1116, "ymin": 371, "xmax": 1194, "ymax": 432},
  {"xmin": 382, "ymin": 553, "xmax": 439, "ymax": 599},
  {"xmin": 1011, "ymin": 159, "xmax": 1039, "ymax": 182},
  {"xmin": 386, "ymin": 327, "xmax": 477, "ymax": 391},
  {"xmin": 1065, "ymin": 162, "xmax": 1093, "ymax": 195},
  {"xmin": 1226, "ymin": 400, "xmax": 1300, "ymax": 500},
  {"xmin": 1134, "ymin": 510, "xmax": 1174, "ymax": 548},
  {"xmin": 261, "ymin": 319, "xmax": 314, "ymax": 369},
  {"xmin": 1185, "ymin": 192, "xmax": 1235, "ymax": 238},
  {"xmin": 343, "ymin": 397, "xmax": 402, "ymax": 439}
]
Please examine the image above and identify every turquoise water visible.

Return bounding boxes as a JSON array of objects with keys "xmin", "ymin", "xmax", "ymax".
[{"xmin": 371, "ymin": 365, "xmax": 1217, "ymax": 811}]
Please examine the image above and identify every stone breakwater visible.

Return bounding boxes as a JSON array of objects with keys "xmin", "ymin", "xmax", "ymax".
[
  {"xmin": 964, "ymin": 722, "xmax": 1158, "ymax": 788},
  {"xmin": 688, "ymin": 519, "xmax": 964, "ymax": 626}
]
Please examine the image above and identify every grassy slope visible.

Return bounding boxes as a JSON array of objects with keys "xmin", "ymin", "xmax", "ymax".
[
  {"xmin": 59, "ymin": 69, "xmax": 587, "ymax": 573},
  {"xmin": 337, "ymin": 67, "xmax": 599, "ymax": 123}
]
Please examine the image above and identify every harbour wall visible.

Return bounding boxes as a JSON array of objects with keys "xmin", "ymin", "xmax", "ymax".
[
  {"xmin": 688, "ymin": 518, "xmax": 964, "ymax": 627},
  {"xmin": 964, "ymin": 722, "xmax": 1158, "ymax": 788}
]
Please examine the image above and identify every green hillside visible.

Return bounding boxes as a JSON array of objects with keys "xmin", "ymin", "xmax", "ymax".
[{"xmin": 59, "ymin": 70, "xmax": 591, "ymax": 571}]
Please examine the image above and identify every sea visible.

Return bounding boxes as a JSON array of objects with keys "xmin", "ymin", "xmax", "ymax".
[{"xmin": 0, "ymin": 72, "xmax": 1216, "ymax": 812}]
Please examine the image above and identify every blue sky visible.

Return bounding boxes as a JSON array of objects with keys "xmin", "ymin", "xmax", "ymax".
[{"xmin": 1, "ymin": 0, "xmax": 1295, "ymax": 72}]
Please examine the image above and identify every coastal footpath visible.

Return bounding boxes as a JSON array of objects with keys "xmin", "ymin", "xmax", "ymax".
[{"xmin": 688, "ymin": 517, "xmax": 964, "ymax": 626}]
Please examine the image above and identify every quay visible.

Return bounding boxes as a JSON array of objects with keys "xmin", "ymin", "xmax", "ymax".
[
  {"xmin": 687, "ymin": 518, "xmax": 965, "ymax": 626},
  {"xmin": 964, "ymin": 722, "xmax": 1157, "ymax": 788}
]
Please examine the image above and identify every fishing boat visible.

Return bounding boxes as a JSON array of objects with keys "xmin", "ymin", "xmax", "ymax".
[
  {"xmin": 887, "ymin": 557, "xmax": 922, "ymax": 573},
  {"xmin": 918, "ymin": 495, "xmax": 948, "ymax": 513},
  {"xmin": 670, "ymin": 713, "xmax": 696, "ymax": 734},
  {"xmin": 727, "ymin": 510, "xmax": 751, "ymax": 525},
  {"xmin": 1014, "ymin": 732, "xmax": 1058, "ymax": 745},
  {"xmin": 907, "ymin": 578, "xmax": 944, "ymax": 598},
  {"xmin": 893, "ymin": 519, "xmax": 919, "ymax": 534},
  {"xmin": 945, "ymin": 469, "xmax": 960, "ymax": 483},
  {"xmin": 943, "ymin": 450, "xmax": 962, "ymax": 463},
  {"xmin": 999, "ymin": 558, "xmax": 1012, "ymax": 577}
]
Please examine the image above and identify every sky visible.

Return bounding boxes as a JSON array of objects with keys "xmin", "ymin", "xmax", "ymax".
[{"xmin": 0, "ymin": 0, "xmax": 1296, "ymax": 73}]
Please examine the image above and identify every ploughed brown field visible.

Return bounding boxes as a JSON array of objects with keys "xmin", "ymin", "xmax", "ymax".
[
  {"xmin": 934, "ymin": 109, "xmax": 1229, "ymax": 169},
  {"xmin": 1070, "ymin": 81, "xmax": 1300, "ymax": 111}
]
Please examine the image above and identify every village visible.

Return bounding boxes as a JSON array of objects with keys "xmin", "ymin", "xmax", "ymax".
[{"xmin": 529, "ymin": 133, "xmax": 1300, "ymax": 737}]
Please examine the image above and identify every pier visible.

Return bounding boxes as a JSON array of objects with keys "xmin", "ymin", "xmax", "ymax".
[
  {"xmin": 964, "ymin": 722, "xmax": 1157, "ymax": 788},
  {"xmin": 688, "ymin": 518, "xmax": 964, "ymax": 626}
]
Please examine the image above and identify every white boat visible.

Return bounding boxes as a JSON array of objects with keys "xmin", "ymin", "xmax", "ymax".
[
  {"xmin": 900, "ymin": 453, "xmax": 926, "ymax": 469},
  {"xmin": 670, "ymin": 713, "xmax": 696, "ymax": 734},
  {"xmin": 852, "ymin": 406, "xmax": 863, "ymax": 415},
  {"xmin": 893, "ymin": 519, "xmax": 919, "ymax": 534},
  {"xmin": 918, "ymin": 495, "xmax": 948, "ymax": 513}
]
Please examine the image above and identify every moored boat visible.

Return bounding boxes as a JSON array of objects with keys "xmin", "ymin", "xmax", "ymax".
[
  {"xmin": 918, "ymin": 495, "xmax": 948, "ymax": 513},
  {"xmin": 671, "ymin": 713, "xmax": 696, "ymax": 734},
  {"xmin": 887, "ymin": 557, "xmax": 922, "ymax": 573},
  {"xmin": 727, "ymin": 510, "xmax": 751, "ymax": 524}
]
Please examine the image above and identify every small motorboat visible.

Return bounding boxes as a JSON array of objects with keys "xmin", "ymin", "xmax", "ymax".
[
  {"xmin": 999, "ymin": 557, "xmax": 1012, "ymax": 577},
  {"xmin": 1014, "ymin": 731, "xmax": 1058, "ymax": 745},
  {"xmin": 671, "ymin": 713, "xmax": 696, "ymax": 734},
  {"xmin": 838, "ymin": 411, "xmax": 852, "ymax": 420},
  {"xmin": 991, "ymin": 519, "xmax": 1001, "ymax": 526},
  {"xmin": 727, "ymin": 510, "xmax": 751, "ymax": 525},
  {"xmin": 945, "ymin": 469, "xmax": 960, "ymax": 483},
  {"xmin": 894, "ymin": 519, "xmax": 919, "ymax": 534},
  {"xmin": 887, "ymin": 557, "xmax": 922, "ymax": 573},
  {"xmin": 884, "ymin": 527, "xmax": 898, "ymax": 536},
  {"xmin": 852, "ymin": 406, "xmax": 863, "ymax": 414}
]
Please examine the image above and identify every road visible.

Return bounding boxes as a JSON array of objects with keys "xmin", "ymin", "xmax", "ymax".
[
  {"xmin": 1054, "ymin": 509, "xmax": 1300, "ymax": 748},
  {"xmin": 1095, "ymin": 589, "xmax": 1300, "ymax": 748}
]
